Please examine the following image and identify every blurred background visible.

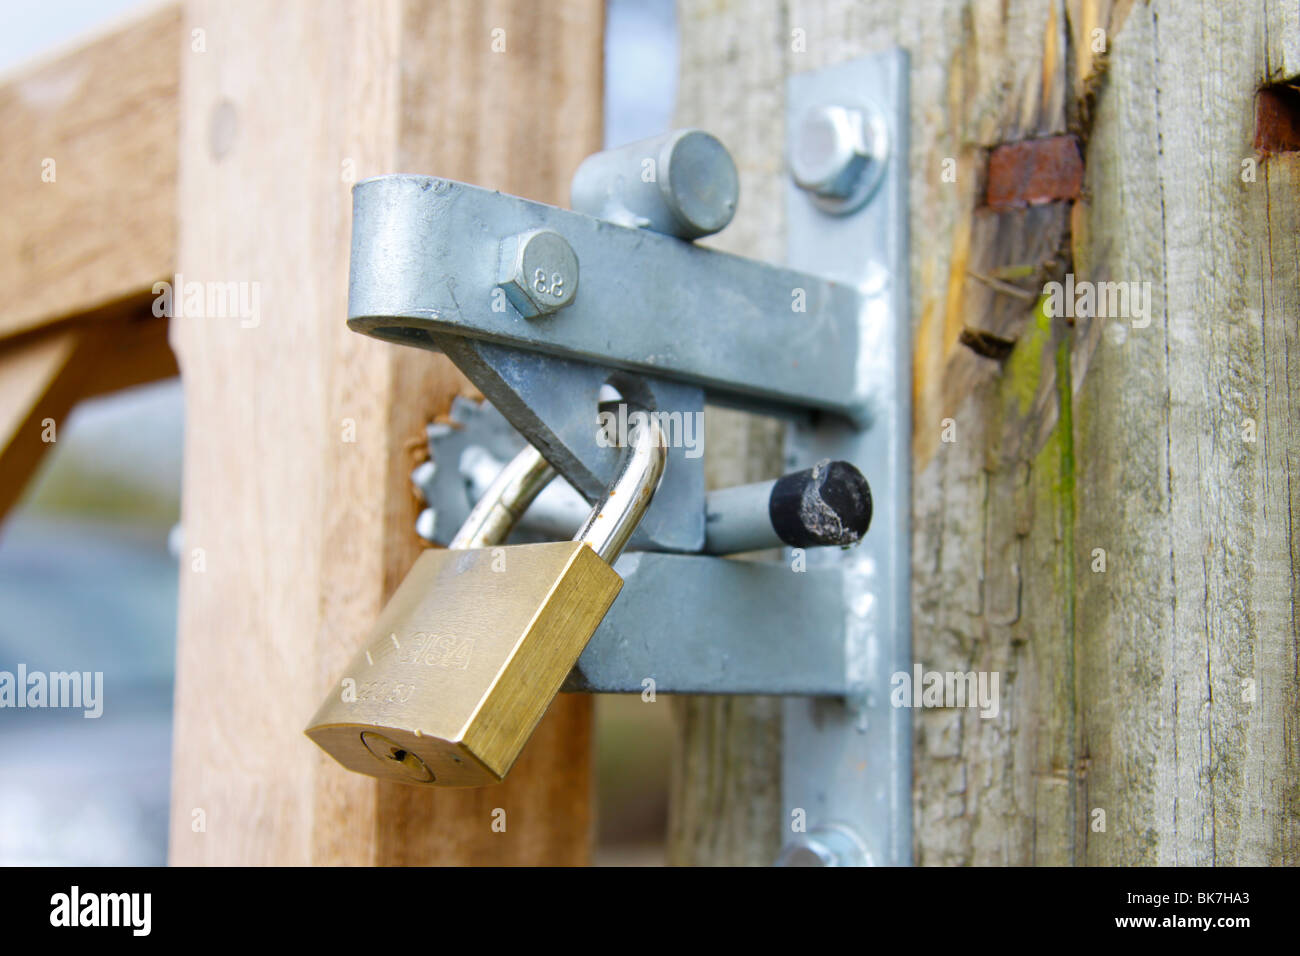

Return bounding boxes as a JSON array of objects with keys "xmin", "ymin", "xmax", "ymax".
[{"xmin": 0, "ymin": 0, "xmax": 677, "ymax": 867}]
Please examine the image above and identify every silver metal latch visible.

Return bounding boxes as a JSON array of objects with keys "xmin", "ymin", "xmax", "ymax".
[{"xmin": 346, "ymin": 50, "xmax": 910, "ymax": 865}]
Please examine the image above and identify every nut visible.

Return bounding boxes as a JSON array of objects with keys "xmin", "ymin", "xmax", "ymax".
[{"xmin": 496, "ymin": 229, "xmax": 579, "ymax": 318}]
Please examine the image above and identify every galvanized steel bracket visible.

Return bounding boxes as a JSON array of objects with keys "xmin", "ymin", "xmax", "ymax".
[
  {"xmin": 346, "ymin": 49, "xmax": 911, "ymax": 865},
  {"xmin": 779, "ymin": 51, "xmax": 912, "ymax": 867},
  {"xmin": 348, "ymin": 178, "xmax": 868, "ymax": 418},
  {"xmin": 348, "ymin": 153, "xmax": 867, "ymax": 552}
]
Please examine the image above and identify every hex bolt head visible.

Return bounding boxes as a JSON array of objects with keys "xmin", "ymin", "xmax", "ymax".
[
  {"xmin": 789, "ymin": 104, "xmax": 889, "ymax": 214},
  {"xmin": 497, "ymin": 229, "xmax": 580, "ymax": 318},
  {"xmin": 775, "ymin": 823, "xmax": 874, "ymax": 866}
]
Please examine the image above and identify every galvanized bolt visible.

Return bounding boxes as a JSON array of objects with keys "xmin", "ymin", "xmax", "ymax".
[
  {"xmin": 496, "ymin": 229, "xmax": 579, "ymax": 318},
  {"xmin": 570, "ymin": 129, "xmax": 739, "ymax": 239},
  {"xmin": 789, "ymin": 104, "xmax": 888, "ymax": 214},
  {"xmin": 775, "ymin": 823, "xmax": 874, "ymax": 866},
  {"xmin": 411, "ymin": 459, "xmax": 436, "ymax": 492},
  {"xmin": 415, "ymin": 507, "xmax": 437, "ymax": 542}
]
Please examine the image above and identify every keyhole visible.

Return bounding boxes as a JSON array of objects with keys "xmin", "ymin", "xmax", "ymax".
[{"xmin": 359, "ymin": 732, "xmax": 434, "ymax": 783}]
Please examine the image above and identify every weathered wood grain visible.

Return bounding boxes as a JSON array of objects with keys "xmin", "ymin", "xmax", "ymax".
[
  {"xmin": 168, "ymin": 0, "xmax": 603, "ymax": 866},
  {"xmin": 675, "ymin": 0, "xmax": 1299, "ymax": 865},
  {"xmin": 1073, "ymin": 0, "xmax": 1300, "ymax": 865}
]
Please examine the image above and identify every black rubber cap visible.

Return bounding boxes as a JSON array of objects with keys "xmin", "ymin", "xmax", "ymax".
[{"xmin": 768, "ymin": 460, "xmax": 872, "ymax": 548}]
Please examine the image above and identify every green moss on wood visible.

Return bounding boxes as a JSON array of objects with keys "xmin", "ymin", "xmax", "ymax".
[{"xmin": 1002, "ymin": 294, "xmax": 1054, "ymax": 415}]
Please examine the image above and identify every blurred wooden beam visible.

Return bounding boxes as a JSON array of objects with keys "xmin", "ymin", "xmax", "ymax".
[
  {"xmin": 167, "ymin": 0, "xmax": 604, "ymax": 865},
  {"xmin": 0, "ymin": 5, "xmax": 180, "ymax": 342},
  {"xmin": 0, "ymin": 331, "xmax": 82, "ymax": 518},
  {"xmin": 0, "ymin": 4, "xmax": 182, "ymax": 521},
  {"xmin": 0, "ymin": 304, "xmax": 177, "ymax": 520}
]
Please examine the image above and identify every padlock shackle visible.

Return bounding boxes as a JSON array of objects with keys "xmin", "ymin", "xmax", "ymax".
[
  {"xmin": 448, "ymin": 401, "xmax": 666, "ymax": 559},
  {"xmin": 448, "ymin": 444, "xmax": 557, "ymax": 550},
  {"xmin": 574, "ymin": 408, "xmax": 667, "ymax": 563}
]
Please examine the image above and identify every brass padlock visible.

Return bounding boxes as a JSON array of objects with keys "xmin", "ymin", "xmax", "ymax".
[{"xmin": 305, "ymin": 413, "xmax": 666, "ymax": 787}]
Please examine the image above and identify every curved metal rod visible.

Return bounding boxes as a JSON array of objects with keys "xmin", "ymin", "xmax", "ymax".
[
  {"xmin": 449, "ymin": 402, "xmax": 668, "ymax": 559},
  {"xmin": 448, "ymin": 444, "xmax": 557, "ymax": 549},
  {"xmin": 574, "ymin": 407, "xmax": 667, "ymax": 563}
]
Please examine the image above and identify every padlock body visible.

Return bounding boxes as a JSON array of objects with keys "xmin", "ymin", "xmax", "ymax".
[{"xmin": 306, "ymin": 541, "xmax": 621, "ymax": 786}]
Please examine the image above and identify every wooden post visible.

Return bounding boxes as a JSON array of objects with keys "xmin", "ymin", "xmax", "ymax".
[
  {"xmin": 672, "ymin": 0, "xmax": 1299, "ymax": 864},
  {"xmin": 667, "ymin": 3, "xmax": 790, "ymax": 866},
  {"xmin": 168, "ymin": 0, "xmax": 603, "ymax": 865},
  {"xmin": 6, "ymin": 0, "xmax": 1294, "ymax": 868}
]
